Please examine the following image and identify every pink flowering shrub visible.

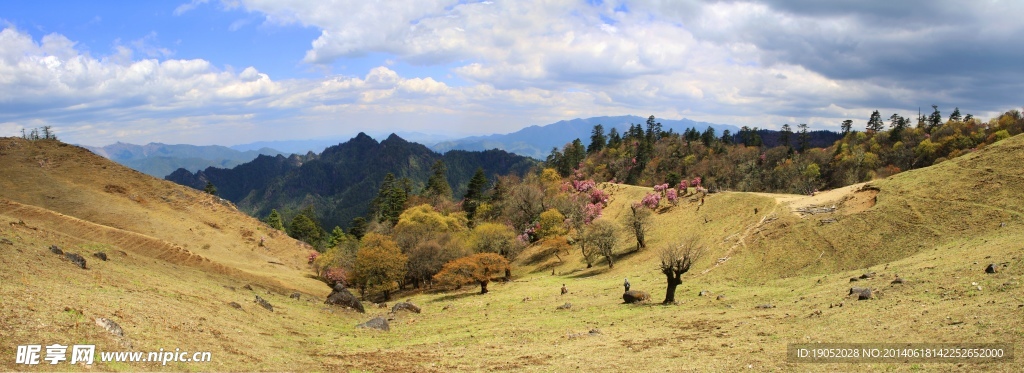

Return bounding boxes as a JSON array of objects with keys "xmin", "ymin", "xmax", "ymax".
[
  {"xmin": 692, "ymin": 177, "xmax": 702, "ymax": 188},
  {"xmin": 589, "ymin": 187, "xmax": 610, "ymax": 205},
  {"xmin": 584, "ymin": 203, "xmax": 603, "ymax": 224},
  {"xmin": 641, "ymin": 192, "xmax": 661, "ymax": 209},
  {"xmin": 307, "ymin": 251, "xmax": 319, "ymax": 265},
  {"xmin": 324, "ymin": 266, "xmax": 349, "ymax": 285},
  {"xmin": 653, "ymin": 183, "xmax": 670, "ymax": 194},
  {"xmin": 573, "ymin": 179, "xmax": 596, "ymax": 193},
  {"xmin": 666, "ymin": 188, "xmax": 678, "ymax": 205}
]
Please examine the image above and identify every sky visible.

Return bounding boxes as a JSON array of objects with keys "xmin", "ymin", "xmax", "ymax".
[{"xmin": 1, "ymin": 0, "xmax": 1022, "ymax": 147}]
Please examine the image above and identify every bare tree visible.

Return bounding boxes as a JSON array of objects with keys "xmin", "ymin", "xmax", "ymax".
[
  {"xmin": 659, "ymin": 238, "xmax": 705, "ymax": 304},
  {"xmin": 587, "ymin": 219, "xmax": 619, "ymax": 268},
  {"xmin": 625, "ymin": 203, "xmax": 651, "ymax": 250}
]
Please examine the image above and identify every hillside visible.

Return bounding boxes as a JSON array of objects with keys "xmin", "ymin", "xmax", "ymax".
[
  {"xmin": 1, "ymin": 135, "xmax": 1021, "ymax": 371},
  {"xmin": 167, "ymin": 133, "xmax": 537, "ymax": 231},
  {"xmin": 84, "ymin": 142, "xmax": 283, "ymax": 178}
]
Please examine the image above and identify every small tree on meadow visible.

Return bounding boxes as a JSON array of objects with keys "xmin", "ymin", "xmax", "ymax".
[
  {"xmin": 659, "ymin": 238, "xmax": 705, "ymax": 304},
  {"xmin": 353, "ymin": 233, "xmax": 407, "ymax": 300},
  {"xmin": 433, "ymin": 253, "xmax": 510, "ymax": 294},
  {"xmin": 264, "ymin": 209, "xmax": 285, "ymax": 231},
  {"xmin": 587, "ymin": 219, "xmax": 620, "ymax": 268},
  {"xmin": 203, "ymin": 181, "xmax": 218, "ymax": 196},
  {"xmin": 625, "ymin": 203, "xmax": 651, "ymax": 250}
]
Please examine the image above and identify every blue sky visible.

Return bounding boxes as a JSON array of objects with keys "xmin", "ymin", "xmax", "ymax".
[{"xmin": 2, "ymin": 1, "xmax": 1022, "ymax": 146}]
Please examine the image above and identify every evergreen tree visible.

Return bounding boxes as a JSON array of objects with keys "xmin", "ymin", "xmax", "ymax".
[
  {"xmin": 373, "ymin": 173, "xmax": 407, "ymax": 225},
  {"xmin": 328, "ymin": 226, "xmax": 347, "ymax": 248},
  {"xmin": 700, "ymin": 126, "xmax": 716, "ymax": 147},
  {"xmin": 841, "ymin": 119, "xmax": 854, "ymax": 135},
  {"xmin": 779, "ymin": 124, "xmax": 793, "ymax": 148},
  {"xmin": 720, "ymin": 129, "xmax": 733, "ymax": 144},
  {"xmin": 867, "ymin": 110, "xmax": 884, "ymax": 132},
  {"xmin": 949, "ymin": 107, "xmax": 962, "ymax": 122},
  {"xmin": 463, "ymin": 168, "xmax": 489, "ymax": 223},
  {"xmin": 889, "ymin": 113, "xmax": 907, "ymax": 142},
  {"xmin": 607, "ymin": 127, "xmax": 622, "ymax": 148},
  {"xmin": 203, "ymin": 181, "xmax": 218, "ymax": 196},
  {"xmin": 424, "ymin": 160, "xmax": 452, "ymax": 201},
  {"xmin": 289, "ymin": 214, "xmax": 323, "ymax": 249},
  {"xmin": 348, "ymin": 217, "xmax": 367, "ymax": 240},
  {"xmin": 927, "ymin": 105, "xmax": 942, "ymax": 132},
  {"xmin": 587, "ymin": 124, "xmax": 606, "ymax": 154},
  {"xmin": 264, "ymin": 209, "xmax": 285, "ymax": 231},
  {"xmin": 797, "ymin": 123, "xmax": 810, "ymax": 152}
]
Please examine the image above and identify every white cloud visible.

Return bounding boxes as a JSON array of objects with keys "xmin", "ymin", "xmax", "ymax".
[{"xmin": 174, "ymin": 0, "xmax": 209, "ymax": 16}]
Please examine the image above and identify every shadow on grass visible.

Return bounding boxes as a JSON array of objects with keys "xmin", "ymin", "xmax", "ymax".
[
  {"xmin": 427, "ymin": 291, "xmax": 480, "ymax": 303},
  {"xmin": 523, "ymin": 246, "xmax": 562, "ymax": 266},
  {"xmin": 567, "ymin": 267, "xmax": 607, "ymax": 279}
]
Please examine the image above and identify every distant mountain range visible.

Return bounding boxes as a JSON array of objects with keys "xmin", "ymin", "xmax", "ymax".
[
  {"xmin": 83, "ymin": 142, "xmax": 283, "ymax": 178},
  {"xmin": 229, "ymin": 131, "xmax": 459, "ymax": 154},
  {"xmin": 167, "ymin": 133, "xmax": 537, "ymax": 231},
  {"xmin": 431, "ymin": 115, "xmax": 741, "ymax": 159}
]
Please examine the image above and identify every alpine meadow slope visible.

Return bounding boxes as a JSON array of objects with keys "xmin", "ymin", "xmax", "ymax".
[{"xmin": 0, "ymin": 134, "xmax": 1021, "ymax": 371}]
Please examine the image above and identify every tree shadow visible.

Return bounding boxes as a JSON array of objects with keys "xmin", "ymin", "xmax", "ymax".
[
  {"xmin": 567, "ymin": 267, "xmax": 607, "ymax": 279},
  {"xmin": 523, "ymin": 246, "xmax": 562, "ymax": 266},
  {"xmin": 427, "ymin": 290, "xmax": 480, "ymax": 303}
]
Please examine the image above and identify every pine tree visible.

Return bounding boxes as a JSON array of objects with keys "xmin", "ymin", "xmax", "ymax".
[
  {"xmin": 373, "ymin": 173, "xmax": 407, "ymax": 225},
  {"xmin": 265, "ymin": 209, "xmax": 285, "ymax": 231},
  {"xmin": 779, "ymin": 124, "xmax": 793, "ymax": 148},
  {"xmin": 347, "ymin": 217, "xmax": 367, "ymax": 240},
  {"xmin": 797, "ymin": 123, "xmax": 809, "ymax": 152},
  {"xmin": 841, "ymin": 120, "xmax": 853, "ymax": 135},
  {"xmin": 203, "ymin": 181, "xmax": 218, "ymax": 196},
  {"xmin": 463, "ymin": 168, "xmax": 489, "ymax": 223},
  {"xmin": 867, "ymin": 110, "xmax": 884, "ymax": 132},
  {"xmin": 424, "ymin": 160, "xmax": 452, "ymax": 201},
  {"xmin": 607, "ymin": 127, "xmax": 622, "ymax": 148},
  {"xmin": 587, "ymin": 124, "xmax": 606, "ymax": 154},
  {"xmin": 949, "ymin": 107, "xmax": 962, "ymax": 122}
]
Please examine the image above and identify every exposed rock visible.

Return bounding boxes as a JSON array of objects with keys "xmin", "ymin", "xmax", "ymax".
[
  {"xmin": 227, "ymin": 302, "xmax": 242, "ymax": 309},
  {"xmin": 622, "ymin": 290, "xmax": 651, "ymax": 304},
  {"xmin": 356, "ymin": 316, "xmax": 389, "ymax": 331},
  {"xmin": 391, "ymin": 302, "xmax": 421, "ymax": 314},
  {"xmin": 985, "ymin": 263, "xmax": 998, "ymax": 274},
  {"xmin": 92, "ymin": 252, "xmax": 108, "ymax": 261},
  {"xmin": 716, "ymin": 294, "xmax": 726, "ymax": 300},
  {"xmin": 95, "ymin": 318, "xmax": 124, "ymax": 337},
  {"xmin": 857, "ymin": 288, "xmax": 873, "ymax": 300},
  {"xmin": 754, "ymin": 304, "xmax": 775, "ymax": 309},
  {"xmin": 556, "ymin": 302, "xmax": 572, "ymax": 310},
  {"xmin": 849, "ymin": 287, "xmax": 870, "ymax": 296},
  {"xmin": 568, "ymin": 328, "xmax": 602, "ymax": 339},
  {"xmin": 809, "ymin": 309, "xmax": 823, "ymax": 317},
  {"xmin": 254, "ymin": 295, "xmax": 273, "ymax": 312},
  {"xmin": 289, "ymin": 292, "xmax": 301, "ymax": 300},
  {"xmin": 325, "ymin": 284, "xmax": 364, "ymax": 313},
  {"xmin": 859, "ymin": 272, "xmax": 876, "ymax": 279},
  {"xmin": 522, "ymin": 297, "xmax": 531, "ymax": 302},
  {"xmin": 49, "ymin": 245, "xmax": 63, "ymax": 255},
  {"xmin": 699, "ymin": 290, "xmax": 711, "ymax": 297},
  {"xmin": 242, "ymin": 284, "xmax": 253, "ymax": 291},
  {"xmin": 64, "ymin": 252, "xmax": 87, "ymax": 269},
  {"xmin": 891, "ymin": 277, "xmax": 905, "ymax": 285},
  {"xmin": 849, "ymin": 277, "xmax": 859, "ymax": 282}
]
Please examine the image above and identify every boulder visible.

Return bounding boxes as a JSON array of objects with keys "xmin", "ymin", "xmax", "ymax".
[
  {"xmin": 227, "ymin": 302, "xmax": 242, "ymax": 309},
  {"xmin": 391, "ymin": 302, "xmax": 421, "ymax": 314},
  {"xmin": 289, "ymin": 292, "xmax": 301, "ymax": 300},
  {"xmin": 623, "ymin": 290, "xmax": 651, "ymax": 304},
  {"xmin": 357, "ymin": 316, "xmax": 389, "ymax": 331},
  {"xmin": 891, "ymin": 277, "xmax": 905, "ymax": 285},
  {"xmin": 49, "ymin": 245, "xmax": 63, "ymax": 255},
  {"xmin": 325, "ymin": 285, "xmax": 365, "ymax": 313},
  {"xmin": 698, "ymin": 290, "xmax": 711, "ymax": 297},
  {"xmin": 92, "ymin": 252, "xmax": 108, "ymax": 261},
  {"xmin": 857, "ymin": 288, "xmax": 873, "ymax": 300},
  {"xmin": 95, "ymin": 318, "xmax": 124, "ymax": 337},
  {"xmin": 556, "ymin": 302, "xmax": 572, "ymax": 310},
  {"xmin": 64, "ymin": 252, "xmax": 87, "ymax": 269},
  {"xmin": 716, "ymin": 294, "xmax": 726, "ymax": 300},
  {"xmin": 254, "ymin": 295, "xmax": 273, "ymax": 312},
  {"xmin": 985, "ymin": 263, "xmax": 997, "ymax": 274},
  {"xmin": 849, "ymin": 287, "xmax": 870, "ymax": 296},
  {"xmin": 859, "ymin": 272, "xmax": 875, "ymax": 279}
]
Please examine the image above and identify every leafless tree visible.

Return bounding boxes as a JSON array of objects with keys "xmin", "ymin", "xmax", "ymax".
[{"xmin": 659, "ymin": 238, "xmax": 705, "ymax": 304}]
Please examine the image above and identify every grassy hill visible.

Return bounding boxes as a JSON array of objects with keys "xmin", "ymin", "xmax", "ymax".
[{"xmin": 1, "ymin": 136, "xmax": 1021, "ymax": 371}]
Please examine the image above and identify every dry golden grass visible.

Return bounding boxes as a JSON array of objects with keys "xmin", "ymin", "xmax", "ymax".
[{"xmin": 1, "ymin": 136, "xmax": 1022, "ymax": 372}]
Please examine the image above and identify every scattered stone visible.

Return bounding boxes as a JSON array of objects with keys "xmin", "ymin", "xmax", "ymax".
[
  {"xmin": 391, "ymin": 302, "xmax": 421, "ymax": 314},
  {"xmin": 324, "ymin": 283, "xmax": 364, "ymax": 313},
  {"xmin": 716, "ymin": 294, "xmax": 726, "ymax": 301},
  {"xmin": 254, "ymin": 295, "xmax": 273, "ymax": 312},
  {"xmin": 699, "ymin": 290, "xmax": 711, "ymax": 297},
  {"xmin": 376, "ymin": 303, "xmax": 388, "ymax": 309},
  {"xmin": 755, "ymin": 304, "xmax": 775, "ymax": 309},
  {"xmin": 556, "ymin": 302, "xmax": 572, "ymax": 310},
  {"xmin": 64, "ymin": 252, "xmax": 87, "ymax": 269},
  {"xmin": 442, "ymin": 304, "xmax": 451, "ymax": 311},
  {"xmin": 92, "ymin": 252, "xmax": 108, "ymax": 261},
  {"xmin": 849, "ymin": 287, "xmax": 870, "ymax": 296},
  {"xmin": 857, "ymin": 289, "xmax": 873, "ymax": 300},
  {"xmin": 859, "ymin": 272, "xmax": 875, "ymax": 279},
  {"xmin": 809, "ymin": 309, "xmax": 822, "ymax": 317},
  {"xmin": 891, "ymin": 277, "xmax": 905, "ymax": 285},
  {"xmin": 622, "ymin": 290, "xmax": 651, "ymax": 304},
  {"xmin": 95, "ymin": 318, "xmax": 124, "ymax": 337},
  {"xmin": 356, "ymin": 316, "xmax": 389, "ymax": 331},
  {"xmin": 289, "ymin": 292, "xmax": 301, "ymax": 300},
  {"xmin": 522, "ymin": 297, "xmax": 531, "ymax": 302},
  {"xmin": 849, "ymin": 277, "xmax": 860, "ymax": 282},
  {"xmin": 985, "ymin": 263, "xmax": 998, "ymax": 274},
  {"xmin": 976, "ymin": 286, "xmax": 983, "ymax": 291},
  {"xmin": 227, "ymin": 302, "xmax": 242, "ymax": 309},
  {"xmin": 0, "ymin": 238, "xmax": 13, "ymax": 245},
  {"xmin": 568, "ymin": 328, "xmax": 602, "ymax": 339},
  {"xmin": 49, "ymin": 245, "xmax": 63, "ymax": 255},
  {"xmin": 242, "ymin": 284, "xmax": 253, "ymax": 291}
]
